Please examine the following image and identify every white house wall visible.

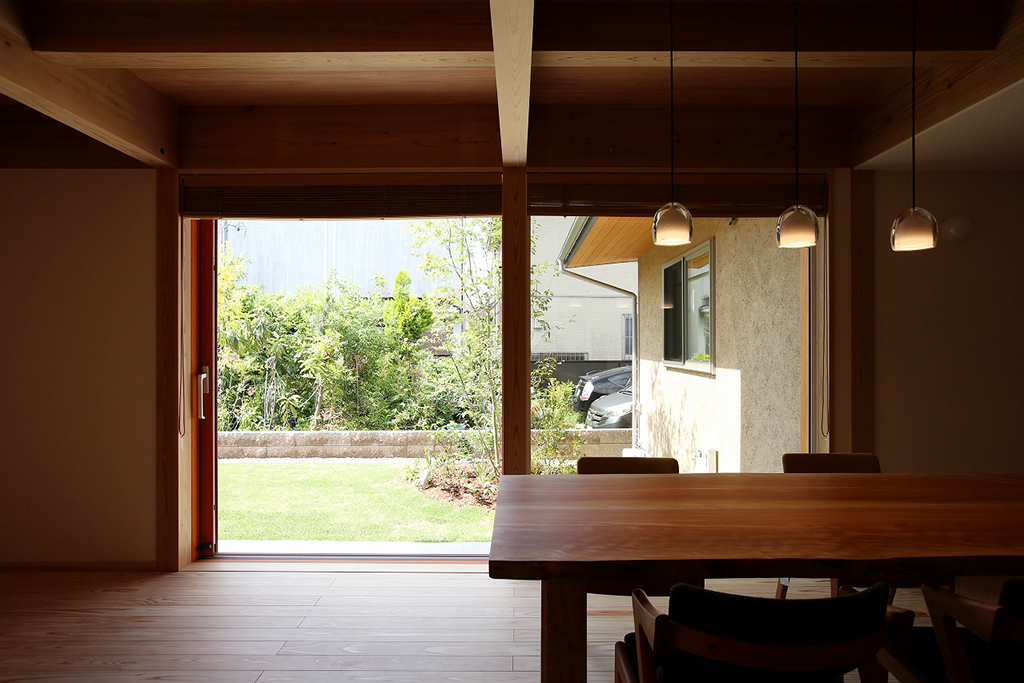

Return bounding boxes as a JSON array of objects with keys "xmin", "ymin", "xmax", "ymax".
[{"xmin": 637, "ymin": 217, "xmax": 802, "ymax": 472}]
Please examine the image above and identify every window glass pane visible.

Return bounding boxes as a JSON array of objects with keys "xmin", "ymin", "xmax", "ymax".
[
  {"xmin": 686, "ymin": 251, "xmax": 711, "ymax": 362},
  {"xmin": 663, "ymin": 262, "xmax": 682, "ymax": 361}
]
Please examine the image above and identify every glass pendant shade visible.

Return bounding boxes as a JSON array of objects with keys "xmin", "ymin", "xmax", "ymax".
[
  {"xmin": 777, "ymin": 204, "xmax": 818, "ymax": 248},
  {"xmin": 891, "ymin": 207, "xmax": 938, "ymax": 251},
  {"xmin": 652, "ymin": 201, "xmax": 693, "ymax": 246}
]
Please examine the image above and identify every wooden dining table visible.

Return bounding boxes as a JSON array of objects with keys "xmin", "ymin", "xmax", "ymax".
[{"xmin": 487, "ymin": 472, "xmax": 1024, "ymax": 683}]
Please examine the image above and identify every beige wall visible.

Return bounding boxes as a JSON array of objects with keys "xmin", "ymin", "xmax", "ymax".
[
  {"xmin": 637, "ymin": 218, "xmax": 803, "ymax": 472},
  {"xmin": 873, "ymin": 171, "xmax": 1024, "ymax": 473},
  {"xmin": 0, "ymin": 169, "xmax": 159, "ymax": 566}
]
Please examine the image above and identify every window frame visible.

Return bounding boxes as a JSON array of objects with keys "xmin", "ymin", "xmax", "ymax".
[{"xmin": 662, "ymin": 239, "xmax": 715, "ymax": 375}]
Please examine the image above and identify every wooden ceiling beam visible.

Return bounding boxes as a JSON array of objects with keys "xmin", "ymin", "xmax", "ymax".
[
  {"xmin": 533, "ymin": 51, "xmax": 990, "ymax": 69},
  {"xmin": 26, "ymin": 1, "xmax": 493, "ymax": 54},
  {"xmin": 852, "ymin": 0, "xmax": 1024, "ymax": 166},
  {"xmin": 0, "ymin": 0, "xmax": 177, "ymax": 167},
  {"xmin": 528, "ymin": 103, "xmax": 853, "ymax": 171},
  {"xmin": 179, "ymin": 105, "xmax": 502, "ymax": 172},
  {"xmin": 40, "ymin": 50, "xmax": 988, "ymax": 72},
  {"xmin": 490, "ymin": 0, "xmax": 534, "ymax": 166},
  {"xmin": 0, "ymin": 104, "xmax": 148, "ymax": 168},
  {"xmin": 176, "ymin": 102, "xmax": 852, "ymax": 172},
  {"xmin": 533, "ymin": 1, "xmax": 1002, "ymax": 53}
]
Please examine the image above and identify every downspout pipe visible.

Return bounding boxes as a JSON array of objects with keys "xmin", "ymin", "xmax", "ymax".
[{"xmin": 556, "ymin": 219, "xmax": 640, "ymax": 451}]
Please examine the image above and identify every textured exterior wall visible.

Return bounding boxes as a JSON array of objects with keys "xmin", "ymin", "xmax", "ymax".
[
  {"xmin": 636, "ymin": 218, "xmax": 802, "ymax": 472},
  {"xmin": 218, "ymin": 429, "xmax": 632, "ymax": 459}
]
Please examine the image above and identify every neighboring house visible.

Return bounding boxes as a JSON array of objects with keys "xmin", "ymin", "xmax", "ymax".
[
  {"xmin": 218, "ymin": 218, "xmax": 437, "ymax": 296},
  {"xmin": 532, "ymin": 216, "xmax": 637, "ymax": 365},
  {"xmin": 561, "ymin": 216, "xmax": 803, "ymax": 474}
]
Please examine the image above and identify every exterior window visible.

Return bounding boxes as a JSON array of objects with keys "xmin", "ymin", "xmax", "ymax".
[
  {"xmin": 662, "ymin": 240, "xmax": 713, "ymax": 371},
  {"xmin": 622, "ymin": 313, "xmax": 634, "ymax": 360}
]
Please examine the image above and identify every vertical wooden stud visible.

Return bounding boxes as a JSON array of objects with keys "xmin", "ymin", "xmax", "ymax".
[
  {"xmin": 501, "ymin": 166, "xmax": 531, "ymax": 475},
  {"xmin": 156, "ymin": 169, "xmax": 182, "ymax": 571},
  {"xmin": 828, "ymin": 168, "xmax": 875, "ymax": 454}
]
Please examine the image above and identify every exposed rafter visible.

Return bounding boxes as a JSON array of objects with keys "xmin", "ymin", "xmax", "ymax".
[
  {"xmin": 853, "ymin": 0, "xmax": 1024, "ymax": 165},
  {"xmin": 490, "ymin": 0, "xmax": 534, "ymax": 166},
  {"xmin": 0, "ymin": 0, "xmax": 177, "ymax": 167}
]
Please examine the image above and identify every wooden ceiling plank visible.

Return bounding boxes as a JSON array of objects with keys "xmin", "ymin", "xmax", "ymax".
[
  {"xmin": 490, "ymin": 0, "xmax": 534, "ymax": 166},
  {"xmin": 27, "ymin": 1, "xmax": 493, "ymax": 54},
  {"xmin": 533, "ymin": 1, "xmax": 1001, "ymax": 53},
  {"xmin": 852, "ymin": 0, "xmax": 1024, "ymax": 166},
  {"xmin": 0, "ymin": 1, "xmax": 177, "ymax": 168}
]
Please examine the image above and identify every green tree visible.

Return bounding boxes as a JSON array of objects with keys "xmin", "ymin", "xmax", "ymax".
[{"xmin": 410, "ymin": 217, "xmax": 557, "ymax": 477}]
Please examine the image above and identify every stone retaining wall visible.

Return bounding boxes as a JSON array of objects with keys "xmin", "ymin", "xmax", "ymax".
[{"xmin": 217, "ymin": 429, "xmax": 632, "ymax": 460}]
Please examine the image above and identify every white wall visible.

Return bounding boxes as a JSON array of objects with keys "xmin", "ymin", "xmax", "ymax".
[
  {"xmin": 873, "ymin": 171, "xmax": 1024, "ymax": 473},
  {"xmin": 532, "ymin": 216, "xmax": 638, "ymax": 361},
  {"xmin": 0, "ymin": 169, "xmax": 158, "ymax": 566}
]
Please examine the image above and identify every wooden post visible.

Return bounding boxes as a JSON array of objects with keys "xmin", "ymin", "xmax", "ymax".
[
  {"xmin": 828, "ymin": 168, "xmax": 875, "ymax": 454},
  {"xmin": 501, "ymin": 166, "xmax": 531, "ymax": 475},
  {"xmin": 156, "ymin": 169, "xmax": 182, "ymax": 571}
]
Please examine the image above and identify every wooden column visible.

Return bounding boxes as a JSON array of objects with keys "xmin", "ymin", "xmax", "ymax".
[
  {"xmin": 156, "ymin": 169, "xmax": 185, "ymax": 571},
  {"xmin": 501, "ymin": 166, "xmax": 531, "ymax": 475},
  {"xmin": 828, "ymin": 168, "xmax": 875, "ymax": 454}
]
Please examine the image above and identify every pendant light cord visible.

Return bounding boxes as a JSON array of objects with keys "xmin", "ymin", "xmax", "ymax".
[
  {"xmin": 911, "ymin": 0, "xmax": 917, "ymax": 208},
  {"xmin": 794, "ymin": 0, "xmax": 800, "ymax": 207},
  {"xmin": 669, "ymin": 0, "xmax": 675, "ymax": 204}
]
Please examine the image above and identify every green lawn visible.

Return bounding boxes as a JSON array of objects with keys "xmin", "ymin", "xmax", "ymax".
[{"xmin": 218, "ymin": 459, "xmax": 494, "ymax": 542}]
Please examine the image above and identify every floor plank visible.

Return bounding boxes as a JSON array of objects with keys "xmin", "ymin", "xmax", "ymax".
[{"xmin": 0, "ymin": 566, "xmax": 1005, "ymax": 683}]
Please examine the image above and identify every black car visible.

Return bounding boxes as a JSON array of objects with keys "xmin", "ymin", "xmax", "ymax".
[
  {"xmin": 571, "ymin": 365, "xmax": 632, "ymax": 413},
  {"xmin": 585, "ymin": 385, "xmax": 632, "ymax": 429}
]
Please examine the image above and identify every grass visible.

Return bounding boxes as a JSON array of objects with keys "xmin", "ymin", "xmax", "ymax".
[{"xmin": 217, "ymin": 458, "xmax": 494, "ymax": 542}]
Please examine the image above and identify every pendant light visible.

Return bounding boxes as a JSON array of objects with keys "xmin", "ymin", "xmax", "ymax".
[
  {"xmin": 891, "ymin": 0, "xmax": 937, "ymax": 251},
  {"xmin": 652, "ymin": 0, "xmax": 693, "ymax": 247},
  {"xmin": 777, "ymin": 0, "xmax": 818, "ymax": 248}
]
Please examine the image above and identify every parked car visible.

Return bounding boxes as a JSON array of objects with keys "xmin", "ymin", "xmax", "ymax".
[
  {"xmin": 571, "ymin": 365, "xmax": 632, "ymax": 413},
  {"xmin": 585, "ymin": 384, "xmax": 633, "ymax": 429}
]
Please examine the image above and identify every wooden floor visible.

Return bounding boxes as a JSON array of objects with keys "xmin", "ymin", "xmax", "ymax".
[{"xmin": 0, "ymin": 562, "xmax": 1006, "ymax": 682}]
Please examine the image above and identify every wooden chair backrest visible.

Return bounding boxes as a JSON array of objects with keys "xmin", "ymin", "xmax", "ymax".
[
  {"xmin": 923, "ymin": 584, "xmax": 1024, "ymax": 683},
  {"xmin": 577, "ymin": 456, "xmax": 679, "ymax": 475},
  {"xmin": 631, "ymin": 588, "xmax": 888, "ymax": 683},
  {"xmin": 782, "ymin": 452, "xmax": 881, "ymax": 474}
]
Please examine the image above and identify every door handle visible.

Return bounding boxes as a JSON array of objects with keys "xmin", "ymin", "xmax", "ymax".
[{"xmin": 198, "ymin": 366, "xmax": 210, "ymax": 420}]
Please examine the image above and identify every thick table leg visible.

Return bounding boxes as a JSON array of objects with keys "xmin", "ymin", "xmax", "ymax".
[{"xmin": 541, "ymin": 578, "xmax": 587, "ymax": 683}]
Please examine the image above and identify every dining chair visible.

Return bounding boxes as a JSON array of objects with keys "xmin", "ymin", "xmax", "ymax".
[
  {"xmin": 615, "ymin": 581, "xmax": 892, "ymax": 683},
  {"xmin": 579, "ymin": 455, "xmax": 682, "ymax": 596},
  {"xmin": 776, "ymin": 453, "xmax": 890, "ymax": 601},
  {"xmin": 842, "ymin": 579, "xmax": 1024, "ymax": 683},
  {"xmin": 577, "ymin": 455, "xmax": 680, "ymax": 475}
]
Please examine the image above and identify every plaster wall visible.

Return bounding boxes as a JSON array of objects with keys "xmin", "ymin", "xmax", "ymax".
[
  {"xmin": 637, "ymin": 218, "xmax": 802, "ymax": 472},
  {"xmin": 0, "ymin": 169, "xmax": 158, "ymax": 566},
  {"xmin": 873, "ymin": 171, "xmax": 1024, "ymax": 473}
]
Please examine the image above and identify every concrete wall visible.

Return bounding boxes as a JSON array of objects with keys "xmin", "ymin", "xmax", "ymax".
[
  {"xmin": 872, "ymin": 171, "xmax": 1024, "ymax": 474},
  {"xmin": 636, "ymin": 218, "xmax": 803, "ymax": 472},
  {"xmin": 218, "ymin": 429, "xmax": 632, "ymax": 459},
  {"xmin": 0, "ymin": 169, "xmax": 158, "ymax": 566}
]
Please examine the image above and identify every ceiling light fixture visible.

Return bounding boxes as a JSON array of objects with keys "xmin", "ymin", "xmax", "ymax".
[
  {"xmin": 891, "ymin": 0, "xmax": 937, "ymax": 252},
  {"xmin": 777, "ymin": 0, "xmax": 818, "ymax": 249},
  {"xmin": 652, "ymin": 0, "xmax": 693, "ymax": 247}
]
